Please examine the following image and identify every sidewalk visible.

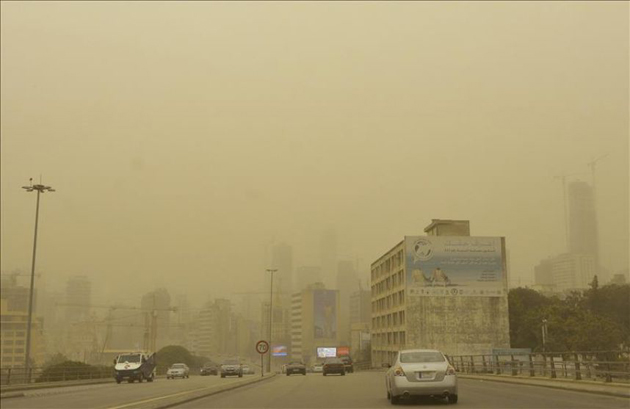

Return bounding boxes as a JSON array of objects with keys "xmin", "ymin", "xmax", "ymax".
[{"xmin": 459, "ymin": 373, "xmax": 630, "ymax": 399}]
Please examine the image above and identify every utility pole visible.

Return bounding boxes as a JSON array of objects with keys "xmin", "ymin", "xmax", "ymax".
[
  {"xmin": 266, "ymin": 268, "xmax": 277, "ymax": 374},
  {"xmin": 21, "ymin": 179, "xmax": 55, "ymax": 371},
  {"xmin": 541, "ymin": 319, "xmax": 548, "ymax": 353}
]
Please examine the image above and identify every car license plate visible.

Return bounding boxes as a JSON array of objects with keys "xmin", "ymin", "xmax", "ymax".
[{"xmin": 416, "ymin": 372, "xmax": 435, "ymax": 380}]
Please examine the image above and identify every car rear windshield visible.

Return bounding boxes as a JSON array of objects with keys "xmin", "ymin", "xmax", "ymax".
[
  {"xmin": 118, "ymin": 354, "xmax": 141, "ymax": 363},
  {"xmin": 400, "ymin": 351, "xmax": 445, "ymax": 363},
  {"xmin": 325, "ymin": 358, "xmax": 342, "ymax": 364},
  {"xmin": 172, "ymin": 364, "xmax": 186, "ymax": 368},
  {"xmin": 224, "ymin": 360, "xmax": 239, "ymax": 365}
]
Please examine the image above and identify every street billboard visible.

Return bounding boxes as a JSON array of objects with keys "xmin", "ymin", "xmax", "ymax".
[
  {"xmin": 405, "ymin": 236, "xmax": 505, "ymax": 297},
  {"xmin": 313, "ymin": 289, "xmax": 336, "ymax": 339},
  {"xmin": 337, "ymin": 346, "xmax": 350, "ymax": 356},
  {"xmin": 272, "ymin": 345, "xmax": 287, "ymax": 357},
  {"xmin": 316, "ymin": 347, "xmax": 337, "ymax": 358}
]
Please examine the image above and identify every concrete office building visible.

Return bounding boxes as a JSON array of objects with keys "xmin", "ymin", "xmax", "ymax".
[
  {"xmin": 0, "ymin": 299, "xmax": 45, "ymax": 367},
  {"xmin": 534, "ymin": 253, "xmax": 596, "ymax": 293},
  {"xmin": 337, "ymin": 260, "xmax": 360, "ymax": 345},
  {"xmin": 568, "ymin": 181, "xmax": 598, "ymax": 262},
  {"xmin": 371, "ymin": 220, "xmax": 510, "ymax": 366},
  {"xmin": 290, "ymin": 283, "xmax": 341, "ymax": 366}
]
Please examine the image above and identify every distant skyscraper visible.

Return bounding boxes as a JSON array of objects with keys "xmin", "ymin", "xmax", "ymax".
[
  {"xmin": 141, "ymin": 288, "xmax": 172, "ymax": 351},
  {"xmin": 568, "ymin": 181, "xmax": 599, "ymax": 266},
  {"xmin": 320, "ymin": 229, "xmax": 338, "ymax": 288},
  {"xmin": 337, "ymin": 260, "xmax": 359, "ymax": 344},
  {"xmin": 65, "ymin": 276, "xmax": 91, "ymax": 322},
  {"xmin": 271, "ymin": 243, "xmax": 293, "ymax": 296}
]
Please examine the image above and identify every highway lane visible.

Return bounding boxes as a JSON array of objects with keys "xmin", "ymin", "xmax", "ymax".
[
  {"xmin": 1, "ymin": 374, "xmax": 252, "ymax": 409},
  {"xmin": 174, "ymin": 372, "xmax": 630, "ymax": 409}
]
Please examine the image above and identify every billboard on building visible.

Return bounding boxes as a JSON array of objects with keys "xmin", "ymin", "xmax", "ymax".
[
  {"xmin": 317, "ymin": 347, "xmax": 337, "ymax": 358},
  {"xmin": 272, "ymin": 345, "xmax": 288, "ymax": 357},
  {"xmin": 313, "ymin": 290, "xmax": 336, "ymax": 339},
  {"xmin": 337, "ymin": 346, "xmax": 350, "ymax": 356},
  {"xmin": 406, "ymin": 236, "xmax": 505, "ymax": 297}
]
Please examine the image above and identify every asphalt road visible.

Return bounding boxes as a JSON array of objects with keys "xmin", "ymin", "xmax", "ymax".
[
  {"xmin": 1, "ymin": 374, "xmax": 249, "ymax": 409},
  {"xmin": 175, "ymin": 372, "xmax": 629, "ymax": 409}
]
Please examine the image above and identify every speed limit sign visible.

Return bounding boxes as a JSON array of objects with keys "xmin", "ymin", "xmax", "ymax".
[{"xmin": 256, "ymin": 340, "xmax": 269, "ymax": 355}]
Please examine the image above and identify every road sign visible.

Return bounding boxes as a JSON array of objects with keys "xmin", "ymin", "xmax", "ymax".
[{"xmin": 256, "ymin": 340, "xmax": 269, "ymax": 355}]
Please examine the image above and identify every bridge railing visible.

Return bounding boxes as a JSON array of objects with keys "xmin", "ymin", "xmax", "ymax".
[
  {"xmin": 445, "ymin": 351, "xmax": 630, "ymax": 384},
  {"xmin": 0, "ymin": 366, "xmax": 113, "ymax": 386}
]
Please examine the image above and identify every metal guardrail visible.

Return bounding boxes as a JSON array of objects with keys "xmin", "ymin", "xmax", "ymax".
[
  {"xmin": 0, "ymin": 366, "xmax": 113, "ymax": 386},
  {"xmin": 446, "ymin": 351, "xmax": 630, "ymax": 384}
]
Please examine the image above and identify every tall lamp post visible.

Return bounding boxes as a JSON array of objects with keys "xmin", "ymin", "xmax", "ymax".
[
  {"xmin": 266, "ymin": 268, "xmax": 277, "ymax": 374},
  {"xmin": 22, "ymin": 180, "xmax": 55, "ymax": 370},
  {"xmin": 541, "ymin": 319, "xmax": 548, "ymax": 353}
]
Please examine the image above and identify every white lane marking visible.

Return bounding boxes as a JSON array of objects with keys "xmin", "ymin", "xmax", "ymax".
[{"xmin": 105, "ymin": 379, "xmax": 243, "ymax": 409}]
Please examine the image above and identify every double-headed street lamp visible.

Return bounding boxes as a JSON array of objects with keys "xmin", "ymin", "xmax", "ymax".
[
  {"xmin": 266, "ymin": 268, "xmax": 277, "ymax": 374},
  {"xmin": 22, "ymin": 180, "xmax": 55, "ymax": 370}
]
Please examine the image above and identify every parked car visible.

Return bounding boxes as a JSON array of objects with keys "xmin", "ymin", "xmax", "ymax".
[
  {"xmin": 323, "ymin": 358, "xmax": 345, "ymax": 376},
  {"xmin": 166, "ymin": 363, "xmax": 190, "ymax": 379},
  {"xmin": 312, "ymin": 363, "xmax": 324, "ymax": 373},
  {"xmin": 385, "ymin": 349, "xmax": 458, "ymax": 404},
  {"xmin": 340, "ymin": 356, "xmax": 354, "ymax": 373},
  {"xmin": 200, "ymin": 363, "xmax": 218, "ymax": 376},
  {"xmin": 286, "ymin": 362, "xmax": 307, "ymax": 376},
  {"xmin": 242, "ymin": 364, "xmax": 255, "ymax": 375},
  {"xmin": 221, "ymin": 359, "xmax": 243, "ymax": 378}
]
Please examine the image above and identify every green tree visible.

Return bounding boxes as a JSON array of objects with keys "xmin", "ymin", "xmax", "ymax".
[{"xmin": 155, "ymin": 345, "xmax": 195, "ymax": 372}]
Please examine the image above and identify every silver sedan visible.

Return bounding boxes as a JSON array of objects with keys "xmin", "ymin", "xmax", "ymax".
[{"xmin": 385, "ymin": 349, "xmax": 458, "ymax": 404}]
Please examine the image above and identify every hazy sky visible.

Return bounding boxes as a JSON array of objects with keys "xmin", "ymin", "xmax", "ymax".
[{"xmin": 1, "ymin": 2, "xmax": 628, "ymax": 306}]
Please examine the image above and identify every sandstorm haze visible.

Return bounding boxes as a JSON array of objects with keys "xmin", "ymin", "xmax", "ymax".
[{"xmin": 1, "ymin": 2, "xmax": 628, "ymax": 305}]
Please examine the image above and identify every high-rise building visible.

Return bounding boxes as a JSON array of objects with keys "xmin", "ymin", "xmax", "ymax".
[
  {"xmin": 290, "ymin": 283, "xmax": 341, "ymax": 366},
  {"xmin": 371, "ymin": 220, "xmax": 510, "ymax": 366},
  {"xmin": 336, "ymin": 260, "xmax": 359, "ymax": 344},
  {"xmin": 65, "ymin": 276, "xmax": 92, "ymax": 322},
  {"xmin": 0, "ymin": 299, "xmax": 45, "ymax": 367},
  {"xmin": 271, "ymin": 243, "xmax": 293, "ymax": 297},
  {"xmin": 195, "ymin": 298, "xmax": 233, "ymax": 359},
  {"xmin": 141, "ymin": 288, "xmax": 172, "ymax": 351},
  {"xmin": 568, "ymin": 181, "xmax": 599, "ymax": 268}
]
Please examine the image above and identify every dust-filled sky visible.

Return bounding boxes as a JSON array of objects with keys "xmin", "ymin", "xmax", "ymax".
[{"xmin": 1, "ymin": 2, "xmax": 628, "ymax": 306}]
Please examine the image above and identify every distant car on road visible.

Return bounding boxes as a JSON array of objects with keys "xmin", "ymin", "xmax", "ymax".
[
  {"xmin": 323, "ymin": 358, "xmax": 345, "ymax": 376},
  {"xmin": 242, "ymin": 364, "xmax": 255, "ymax": 375},
  {"xmin": 166, "ymin": 363, "xmax": 190, "ymax": 379},
  {"xmin": 221, "ymin": 359, "xmax": 243, "ymax": 378},
  {"xmin": 312, "ymin": 363, "xmax": 324, "ymax": 373},
  {"xmin": 385, "ymin": 349, "xmax": 458, "ymax": 404},
  {"xmin": 340, "ymin": 356, "xmax": 354, "ymax": 373},
  {"xmin": 200, "ymin": 363, "xmax": 218, "ymax": 376},
  {"xmin": 286, "ymin": 362, "xmax": 307, "ymax": 376}
]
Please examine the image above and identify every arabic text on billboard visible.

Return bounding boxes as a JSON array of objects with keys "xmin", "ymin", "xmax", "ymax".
[
  {"xmin": 313, "ymin": 290, "xmax": 336, "ymax": 339},
  {"xmin": 317, "ymin": 347, "xmax": 337, "ymax": 358},
  {"xmin": 406, "ymin": 236, "xmax": 505, "ymax": 297}
]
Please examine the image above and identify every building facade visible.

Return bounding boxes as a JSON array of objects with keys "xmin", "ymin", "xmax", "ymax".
[{"xmin": 370, "ymin": 220, "xmax": 510, "ymax": 366}]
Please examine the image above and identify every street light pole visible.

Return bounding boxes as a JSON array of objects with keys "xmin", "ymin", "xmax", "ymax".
[
  {"xmin": 541, "ymin": 319, "xmax": 548, "ymax": 353},
  {"xmin": 21, "ymin": 180, "xmax": 55, "ymax": 371},
  {"xmin": 266, "ymin": 268, "xmax": 277, "ymax": 374}
]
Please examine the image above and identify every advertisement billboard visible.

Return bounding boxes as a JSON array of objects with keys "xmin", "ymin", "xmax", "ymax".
[
  {"xmin": 337, "ymin": 346, "xmax": 350, "ymax": 356},
  {"xmin": 406, "ymin": 236, "xmax": 505, "ymax": 297},
  {"xmin": 313, "ymin": 290, "xmax": 337, "ymax": 339},
  {"xmin": 272, "ymin": 345, "xmax": 287, "ymax": 357},
  {"xmin": 316, "ymin": 347, "xmax": 337, "ymax": 358}
]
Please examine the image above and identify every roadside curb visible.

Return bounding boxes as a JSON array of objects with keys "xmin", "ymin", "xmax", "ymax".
[
  {"xmin": 0, "ymin": 392, "xmax": 26, "ymax": 400},
  {"xmin": 107, "ymin": 374, "xmax": 277, "ymax": 409},
  {"xmin": 459, "ymin": 374, "xmax": 630, "ymax": 399}
]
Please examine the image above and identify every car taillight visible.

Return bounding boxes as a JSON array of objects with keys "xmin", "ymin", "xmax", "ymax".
[
  {"xmin": 394, "ymin": 366, "xmax": 406, "ymax": 377},
  {"xmin": 446, "ymin": 365, "xmax": 456, "ymax": 375}
]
